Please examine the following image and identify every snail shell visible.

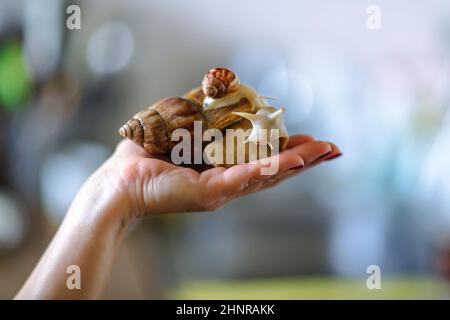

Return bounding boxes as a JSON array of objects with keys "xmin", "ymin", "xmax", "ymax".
[
  {"xmin": 184, "ymin": 86, "xmax": 254, "ymax": 129},
  {"xmin": 184, "ymin": 86, "xmax": 205, "ymax": 107},
  {"xmin": 204, "ymin": 118, "xmax": 252, "ymax": 167},
  {"xmin": 119, "ymin": 67, "xmax": 286, "ymax": 167},
  {"xmin": 201, "ymin": 67, "xmax": 240, "ymax": 99},
  {"xmin": 119, "ymin": 97, "xmax": 207, "ymax": 155}
]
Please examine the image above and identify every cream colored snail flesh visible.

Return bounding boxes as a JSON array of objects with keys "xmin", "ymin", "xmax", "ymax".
[{"xmin": 119, "ymin": 67, "xmax": 289, "ymax": 167}]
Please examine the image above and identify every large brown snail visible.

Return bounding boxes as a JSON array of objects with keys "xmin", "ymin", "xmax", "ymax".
[{"xmin": 119, "ymin": 67, "xmax": 289, "ymax": 167}]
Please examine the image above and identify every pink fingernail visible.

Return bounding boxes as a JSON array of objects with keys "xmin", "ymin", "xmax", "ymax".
[
  {"xmin": 325, "ymin": 153, "xmax": 343, "ymax": 161},
  {"xmin": 313, "ymin": 151, "xmax": 332, "ymax": 163},
  {"xmin": 290, "ymin": 164, "xmax": 305, "ymax": 170}
]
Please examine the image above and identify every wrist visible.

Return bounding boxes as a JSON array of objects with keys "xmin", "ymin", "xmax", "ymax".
[{"xmin": 66, "ymin": 160, "xmax": 135, "ymax": 233}]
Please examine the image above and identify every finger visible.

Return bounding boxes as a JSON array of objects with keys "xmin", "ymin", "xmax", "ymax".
[
  {"xmin": 270, "ymin": 142, "xmax": 342, "ymax": 183},
  {"xmin": 199, "ymin": 166, "xmax": 226, "ymax": 186},
  {"xmin": 115, "ymin": 139, "xmax": 176, "ymax": 163},
  {"xmin": 284, "ymin": 140, "xmax": 332, "ymax": 166},
  {"xmin": 253, "ymin": 141, "xmax": 341, "ymax": 188},
  {"xmin": 115, "ymin": 139, "xmax": 151, "ymax": 158},
  {"xmin": 321, "ymin": 142, "xmax": 342, "ymax": 162},
  {"xmin": 206, "ymin": 152, "xmax": 304, "ymax": 196},
  {"xmin": 286, "ymin": 134, "xmax": 315, "ymax": 149},
  {"xmin": 301, "ymin": 141, "xmax": 342, "ymax": 167},
  {"xmin": 203, "ymin": 141, "xmax": 334, "ymax": 197}
]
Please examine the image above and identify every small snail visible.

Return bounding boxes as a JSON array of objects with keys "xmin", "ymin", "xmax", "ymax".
[
  {"xmin": 233, "ymin": 106, "xmax": 289, "ymax": 150},
  {"xmin": 201, "ymin": 67, "xmax": 240, "ymax": 99},
  {"xmin": 119, "ymin": 67, "xmax": 289, "ymax": 166},
  {"xmin": 204, "ymin": 107, "xmax": 289, "ymax": 167}
]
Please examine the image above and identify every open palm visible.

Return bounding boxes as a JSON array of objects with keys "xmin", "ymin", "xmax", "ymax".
[{"xmin": 110, "ymin": 134, "xmax": 341, "ymax": 217}]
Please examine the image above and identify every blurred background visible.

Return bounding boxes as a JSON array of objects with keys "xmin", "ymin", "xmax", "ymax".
[{"xmin": 0, "ymin": 0, "xmax": 449, "ymax": 299}]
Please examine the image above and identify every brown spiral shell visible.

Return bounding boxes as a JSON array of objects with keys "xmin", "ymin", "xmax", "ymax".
[
  {"xmin": 201, "ymin": 67, "xmax": 240, "ymax": 99},
  {"xmin": 118, "ymin": 97, "xmax": 206, "ymax": 155}
]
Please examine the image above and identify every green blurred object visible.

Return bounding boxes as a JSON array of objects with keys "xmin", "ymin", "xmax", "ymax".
[
  {"xmin": 171, "ymin": 276, "xmax": 449, "ymax": 300},
  {"xmin": 0, "ymin": 40, "xmax": 32, "ymax": 111}
]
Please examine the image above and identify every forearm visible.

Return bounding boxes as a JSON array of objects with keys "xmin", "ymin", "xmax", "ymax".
[{"xmin": 15, "ymin": 165, "xmax": 132, "ymax": 299}]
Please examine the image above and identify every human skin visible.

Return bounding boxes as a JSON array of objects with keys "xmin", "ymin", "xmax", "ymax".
[{"xmin": 15, "ymin": 135, "xmax": 341, "ymax": 299}]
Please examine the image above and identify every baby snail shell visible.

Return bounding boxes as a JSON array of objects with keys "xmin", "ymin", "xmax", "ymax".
[{"xmin": 202, "ymin": 67, "xmax": 240, "ymax": 99}]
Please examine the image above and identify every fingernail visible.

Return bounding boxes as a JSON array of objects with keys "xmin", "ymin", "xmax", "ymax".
[
  {"xmin": 313, "ymin": 151, "xmax": 332, "ymax": 163},
  {"xmin": 290, "ymin": 164, "xmax": 305, "ymax": 170},
  {"xmin": 325, "ymin": 153, "xmax": 343, "ymax": 161},
  {"xmin": 290, "ymin": 157, "xmax": 305, "ymax": 170}
]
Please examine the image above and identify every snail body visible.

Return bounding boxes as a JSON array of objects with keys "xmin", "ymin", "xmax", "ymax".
[
  {"xmin": 203, "ymin": 84, "xmax": 267, "ymax": 111},
  {"xmin": 204, "ymin": 107, "xmax": 289, "ymax": 167},
  {"xmin": 233, "ymin": 106, "xmax": 289, "ymax": 150}
]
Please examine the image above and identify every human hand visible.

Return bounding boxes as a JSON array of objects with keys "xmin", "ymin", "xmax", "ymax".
[
  {"xmin": 15, "ymin": 134, "xmax": 341, "ymax": 299},
  {"xmin": 97, "ymin": 135, "xmax": 341, "ymax": 220}
]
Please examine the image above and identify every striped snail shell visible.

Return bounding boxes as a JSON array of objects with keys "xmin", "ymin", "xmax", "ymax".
[
  {"xmin": 201, "ymin": 67, "xmax": 240, "ymax": 99},
  {"xmin": 118, "ymin": 97, "xmax": 206, "ymax": 155}
]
